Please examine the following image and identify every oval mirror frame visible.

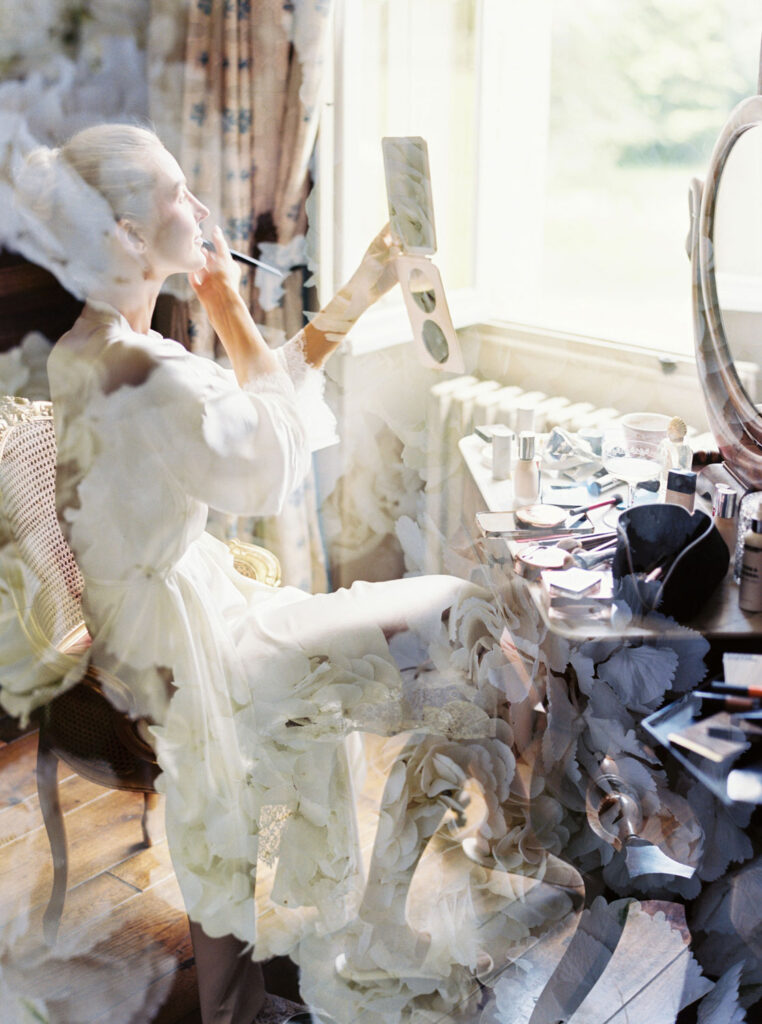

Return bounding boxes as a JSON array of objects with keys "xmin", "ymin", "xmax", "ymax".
[{"xmin": 691, "ymin": 67, "xmax": 762, "ymax": 490}]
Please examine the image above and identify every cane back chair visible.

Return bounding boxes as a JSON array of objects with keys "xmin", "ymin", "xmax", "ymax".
[{"xmin": 0, "ymin": 395, "xmax": 281, "ymax": 943}]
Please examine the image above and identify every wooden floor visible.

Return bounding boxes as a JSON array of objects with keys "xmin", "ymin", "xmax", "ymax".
[
  {"xmin": 0, "ymin": 727, "xmax": 407, "ymax": 1023},
  {"xmin": 0, "ymin": 727, "xmax": 201, "ymax": 1023},
  {"xmin": 0, "ymin": 726, "xmax": 556, "ymax": 1023}
]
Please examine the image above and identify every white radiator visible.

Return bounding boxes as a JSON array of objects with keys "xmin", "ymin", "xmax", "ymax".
[{"xmin": 422, "ymin": 374, "xmax": 708, "ymax": 573}]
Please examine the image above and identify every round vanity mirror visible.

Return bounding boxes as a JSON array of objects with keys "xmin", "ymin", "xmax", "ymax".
[
  {"xmin": 713, "ymin": 126, "xmax": 762, "ymax": 401},
  {"xmin": 408, "ymin": 267, "xmax": 437, "ymax": 313},
  {"xmin": 690, "ymin": 71, "xmax": 762, "ymax": 489}
]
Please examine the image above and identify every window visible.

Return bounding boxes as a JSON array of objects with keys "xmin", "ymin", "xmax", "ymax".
[
  {"xmin": 331, "ymin": 0, "xmax": 761, "ymax": 357},
  {"xmin": 329, "ymin": 0, "xmax": 481, "ymax": 347}
]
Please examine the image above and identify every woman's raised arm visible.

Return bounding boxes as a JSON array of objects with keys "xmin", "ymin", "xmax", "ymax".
[
  {"xmin": 189, "ymin": 225, "xmax": 281, "ymax": 385},
  {"xmin": 191, "ymin": 224, "xmax": 399, "ymax": 377},
  {"xmin": 299, "ymin": 225, "xmax": 399, "ymax": 368}
]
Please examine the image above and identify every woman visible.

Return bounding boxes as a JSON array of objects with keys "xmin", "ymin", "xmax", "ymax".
[{"xmin": 14, "ymin": 124, "xmax": 506, "ymax": 1023}]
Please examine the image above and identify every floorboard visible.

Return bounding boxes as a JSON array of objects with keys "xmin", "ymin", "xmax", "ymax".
[
  {"xmin": 0, "ymin": 729, "xmax": 195, "ymax": 1023},
  {"xmin": 0, "ymin": 729, "xmax": 523, "ymax": 1023}
]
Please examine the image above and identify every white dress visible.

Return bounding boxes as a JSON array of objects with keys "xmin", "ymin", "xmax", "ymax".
[{"xmin": 46, "ymin": 303, "xmax": 497, "ymax": 954}]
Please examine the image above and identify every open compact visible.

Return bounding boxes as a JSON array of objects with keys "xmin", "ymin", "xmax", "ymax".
[
  {"xmin": 514, "ymin": 504, "xmax": 568, "ymax": 530},
  {"xmin": 382, "ymin": 136, "xmax": 464, "ymax": 372}
]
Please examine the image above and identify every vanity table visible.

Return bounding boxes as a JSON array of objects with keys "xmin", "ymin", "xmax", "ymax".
[
  {"xmin": 445, "ymin": 56, "xmax": 762, "ymax": 1013},
  {"xmin": 454, "ymin": 429, "xmax": 762, "ymax": 1013},
  {"xmin": 459, "ymin": 430, "xmax": 762, "ymax": 648}
]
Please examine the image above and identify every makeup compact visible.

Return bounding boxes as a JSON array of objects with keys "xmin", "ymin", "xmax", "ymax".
[
  {"xmin": 382, "ymin": 136, "xmax": 464, "ymax": 372},
  {"xmin": 475, "ymin": 508, "xmax": 594, "ymax": 540},
  {"xmin": 513, "ymin": 545, "xmax": 569, "ymax": 581},
  {"xmin": 514, "ymin": 504, "xmax": 566, "ymax": 529}
]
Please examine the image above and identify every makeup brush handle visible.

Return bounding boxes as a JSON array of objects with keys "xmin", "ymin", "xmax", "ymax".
[
  {"xmin": 568, "ymin": 493, "xmax": 623, "ymax": 516},
  {"xmin": 202, "ymin": 239, "xmax": 284, "ymax": 277}
]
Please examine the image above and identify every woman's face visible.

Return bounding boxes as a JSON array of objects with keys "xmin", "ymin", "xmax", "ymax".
[{"xmin": 139, "ymin": 146, "xmax": 210, "ymax": 277}]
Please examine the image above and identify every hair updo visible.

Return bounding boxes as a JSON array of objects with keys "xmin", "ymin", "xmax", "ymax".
[
  {"xmin": 12, "ymin": 122, "xmax": 165, "ymax": 299},
  {"xmin": 59, "ymin": 123, "xmax": 163, "ymax": 223}
]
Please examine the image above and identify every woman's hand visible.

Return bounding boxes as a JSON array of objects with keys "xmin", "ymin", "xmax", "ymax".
[
  {"xmin": 188, "ymin": 225, "xmax": 279, "ymax": 384},
  {"xmin": 351, "ymin": 222, "xmax": 401, "ymax": 308},
  {"xmin": 298, "ymin": 224, "xmax": 401, "ymax": 368},
  {"xmin": 188, "ymin": 225, "xmax": 242, "ymax": 310}
]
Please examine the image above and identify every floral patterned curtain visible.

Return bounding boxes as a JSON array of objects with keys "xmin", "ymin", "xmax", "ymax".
[{"xmin": 152, "ymin": 0, "xmax": 333, "ymax": 591}]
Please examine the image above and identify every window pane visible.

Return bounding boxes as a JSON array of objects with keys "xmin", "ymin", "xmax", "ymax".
[
  {"xmin": 338, "ymin": 0, "xmax": 478, "ymax": 295},
  {"xmin": 536, "ymin": 0, "xmax": 760, "ymax": 354}
]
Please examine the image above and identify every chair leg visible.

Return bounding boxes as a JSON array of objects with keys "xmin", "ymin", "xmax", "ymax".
[
  {"xmin": 141, "ymin": 791, "xmax": 160, "ymax": 847},
  {"xmin": 36, "ymin": 735, "xmax": 67, "ymax": 945}
]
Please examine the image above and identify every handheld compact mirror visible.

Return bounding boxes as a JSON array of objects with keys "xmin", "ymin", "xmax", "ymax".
[{"xmin": 382, "ymin": 136, "xmax": 464, "ymax": 372}]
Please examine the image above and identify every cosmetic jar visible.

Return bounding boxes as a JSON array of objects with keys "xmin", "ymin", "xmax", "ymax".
[{"xmin": 514, "ymin": 545, "xmax": 568, "ymax": 581}]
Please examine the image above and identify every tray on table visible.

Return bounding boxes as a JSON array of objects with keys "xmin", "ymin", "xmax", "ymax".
[{"xmin": 642, "ymin": 692, "xmax": 762, "ymax": 805}]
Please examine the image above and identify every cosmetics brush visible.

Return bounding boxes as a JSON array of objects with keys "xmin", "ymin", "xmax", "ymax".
[
  {"xmin": 566, "ymin": 494, "xmax": 624, "ymax": 518},
  {"xmin": 690, "ymin": 691, "xmax": 762, "ymax": 715},
  {"xmin": 710, "ymin": 681, "xmax": 762, "ymax": 699},
  {"xmin": 202, "ymin": 239, "xmax": 284, "ymax": 277}
]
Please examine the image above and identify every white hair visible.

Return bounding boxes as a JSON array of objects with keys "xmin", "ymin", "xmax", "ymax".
[
  {"xmin": 59, "ymin": 123, "xmax": 163, "ymax": 222},
  {"xmin": 11, "ymin": 121, "xmax": 165, "ymax": 300}
]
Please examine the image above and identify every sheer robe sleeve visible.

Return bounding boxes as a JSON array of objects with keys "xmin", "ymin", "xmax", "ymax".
[
  {"xmin": 135, "ymin": 345, "xmax": 313, "ymax": 517},
  {"xmin": 273, "ymin": 330, "xmax": 338, "ymax": 452}
]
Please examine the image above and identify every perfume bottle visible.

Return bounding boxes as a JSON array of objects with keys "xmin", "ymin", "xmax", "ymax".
[{"xmin": 659, "ymin": 416, "xmax": 692, "ymax": 472}]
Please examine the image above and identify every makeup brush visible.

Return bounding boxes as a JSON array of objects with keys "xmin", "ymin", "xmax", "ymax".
[
  {"xmin": 202, "ymin": 239, "xmax": 284, "ymax": 277},
  {"xmin": 567, "ymin": 494, "xmax": 624, "ymax": 517},
  {"xmin": 710, "ymin": 681, "xmax": 762, "ymax": 699}
]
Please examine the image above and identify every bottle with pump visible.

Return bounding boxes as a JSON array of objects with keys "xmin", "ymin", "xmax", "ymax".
[
  {"xmin": 739, "ymin": 499, "xmax": 762, "ymax": 612},
  {"xmin": 513, "ymin": 431, "xmax": 540, "ymax": 506}
]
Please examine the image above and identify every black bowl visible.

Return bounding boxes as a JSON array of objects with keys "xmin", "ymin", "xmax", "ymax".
[{"xmin": 612, "ymin": 504, "xmax": 729, "ymax": 622}]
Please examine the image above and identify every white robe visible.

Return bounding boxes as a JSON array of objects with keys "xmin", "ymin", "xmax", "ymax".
[{"xmin": 46, "ymin": 303, "xmax": 495, "ymax": 953}]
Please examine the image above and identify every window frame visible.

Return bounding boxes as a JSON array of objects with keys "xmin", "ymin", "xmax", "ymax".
[{"xmin": 321, "ymin": 0, "xmax": 709, "ymax": 386}]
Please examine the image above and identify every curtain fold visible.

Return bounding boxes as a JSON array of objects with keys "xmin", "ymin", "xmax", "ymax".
[{"xmin": 153, "ymin": 0, "xmax": 334, "ymax": 591}]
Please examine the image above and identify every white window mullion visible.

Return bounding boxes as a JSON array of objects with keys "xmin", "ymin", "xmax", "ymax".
[
  {"xmin": 314, "ymin": 0, "xmax": 336, "ymax": 306},
  {"xmin": 476, "ymin": 0, "xmax": 553, "ymax": 323},
  {"xmin": 330, "ymin": 0, "xmax": 486, "ymax": 353}
]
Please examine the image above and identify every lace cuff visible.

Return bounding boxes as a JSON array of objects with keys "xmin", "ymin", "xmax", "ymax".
[
  {"xmin": 274, "ymin": 331, "xmax": 339, "ymax": 451},
  {"xmin": 240, "ymin": 368, "xmax": 296, "ymax": 398}
]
